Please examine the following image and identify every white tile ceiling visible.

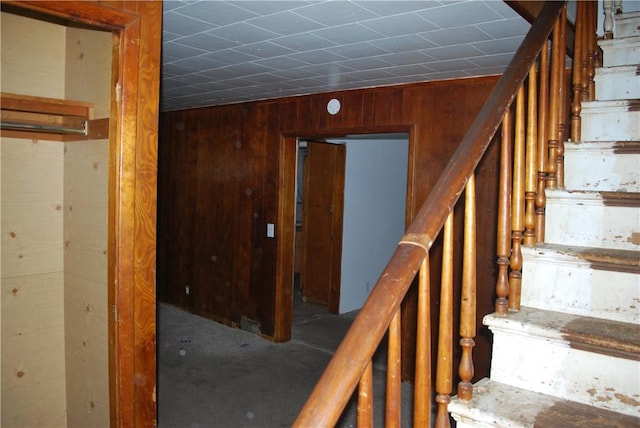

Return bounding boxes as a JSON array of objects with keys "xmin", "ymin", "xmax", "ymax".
[{"xmin": 161, "ymin": 0, "xmax": 531, "ymax": 111}]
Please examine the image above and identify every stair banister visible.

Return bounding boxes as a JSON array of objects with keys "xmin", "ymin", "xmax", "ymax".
[{"xmin": 293, "ymin": 2, "xmax": 566, "ymax": 427}]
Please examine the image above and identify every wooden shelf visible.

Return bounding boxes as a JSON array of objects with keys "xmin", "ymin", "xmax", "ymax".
[{"xmin": 1, "ymin": 92, "xmax": 108, "ymax": 141}]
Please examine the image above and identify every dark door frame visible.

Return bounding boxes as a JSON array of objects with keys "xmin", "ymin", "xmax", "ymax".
[{"xmin": 273, "ymin": 126, "xmax": 416, "ymax": 342}]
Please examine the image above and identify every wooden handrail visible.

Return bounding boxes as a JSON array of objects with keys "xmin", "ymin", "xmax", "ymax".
[{"xmin": 293, "ymin": 2, "xmax": 566, "ymax": 426}]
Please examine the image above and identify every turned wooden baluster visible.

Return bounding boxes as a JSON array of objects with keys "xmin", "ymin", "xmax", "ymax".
[
  {"xmin": 604, "ymin": 0, "xmax": 614, "ymax": 39},
  {"xmin": 586, "ymin": 2, "xmax": 597, "ymax": 100},
  {"xmin": 536, "ymin": 42, "xmax": 549, "ymax": 243},
  {"xmin": 413, "ymin": 257, "xmax": 432, "ymax": 426},
  {"xmin": 524, "ymin": 64, "xmax": 538, "ymax": 246},
  {"xmin": 557, "ymin": 6, "xmax": 567, "ymax": 189},
  {"xmin": 581, "ymin": 4, "xmax": 592, "ymax": 103},
  {"xmin": 386, "ymin": 309, "xmax": 401, "ymax": 428},
  {"xmin": 495, "ymin": 110, "xmax": 512, "ymax": 316},
  {"xmin": 572, "ymin": 1, "xmax": 586, "ymax": 143},
  {"xmin": 547, "ymin": 15, "xmax": 562, "ymax": 190},
  {"xmin": 435, "ymin": 212, "xmax": 453, "ymax": 428},
  {"xmin": 509, "ymin": 86, "xmax": 525, "ymax": 311},
  {"xmin": 358, "ymin": 361, "xmax": 373, "ymax": 427},
  {"xmin": 586, "ymin": 1, "xmax": 602, "ymax": 101},
  {"xmin": 458, "ymin": 174, "xmax": 476, "ymax": 400},
  {"xmin": 593, "ymin": 1, "xmax": 603, "ymax": 69}
]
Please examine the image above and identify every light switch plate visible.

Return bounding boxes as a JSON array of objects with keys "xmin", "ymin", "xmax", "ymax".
[{"xmin": 267, "ymin": 223, "xmax": 275, "ymax": 238}]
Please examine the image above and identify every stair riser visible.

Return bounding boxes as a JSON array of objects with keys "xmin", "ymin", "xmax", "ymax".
[
  {"xmin": 598, "ymin": 37, "xmax": 640, "ymax": 67},
  {"xmin": 614, "ymin": 11, "xmax": 640, "ymax": 38},
  {"xmin": 545, "ymin": 192, "xmax": 640, "ymax": 251},
  {"xmin": 594, "ymin": 66, "xmax": 640, "ymax": 101},
  {"xmin": 520, "ymin": 248, "xmax": 640, "ymax": 324},
  {"xmin": 564, "ymin": 143, "xmax": 640, "ymax": 192},
  {"xmin": 581, "ymin": 102, "xmax": 640, "ymax": 141},
  {"xmin": 489, "ymin": 330, "xmax": 640, "ymax": 417}
]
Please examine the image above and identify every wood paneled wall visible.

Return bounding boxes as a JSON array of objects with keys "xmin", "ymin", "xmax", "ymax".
[{"xmin": 158, "ymin": 76, "xmax": 501, "ymax": 381}]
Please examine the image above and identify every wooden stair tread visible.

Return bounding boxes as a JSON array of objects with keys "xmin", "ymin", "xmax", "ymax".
[
  {"xmin": 545, "ymin": 189, "xmax": 640, "ymax": 207},
  {"xmin": 485, "ymin": 307, "xmax": 640, "ymax": 361},
  {"xmin": 526, "ymin": 243, "xmax": 640, "ymax": 273},
  {"xmin": 449, "ymin": 379, "xmax": 640, "ymax": 427},
  {"xmin": 567, "ymin": 140, "xmax": 640, "ymax": 154}
]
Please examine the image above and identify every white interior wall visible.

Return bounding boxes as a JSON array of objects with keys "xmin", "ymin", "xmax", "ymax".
[{"xmin": 328, "ymin": 137, "xmax": 409, "ymax": 314}]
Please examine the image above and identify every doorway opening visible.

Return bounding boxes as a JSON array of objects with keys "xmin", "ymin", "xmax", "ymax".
[{"xmin": 292, "ymin": 132, "xmax": 410, "ymax": 337}]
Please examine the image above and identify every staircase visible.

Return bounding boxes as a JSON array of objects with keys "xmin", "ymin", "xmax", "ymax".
[{"xmin": 449, "ymin": 11, "xmax": 640, "ymax": 427}]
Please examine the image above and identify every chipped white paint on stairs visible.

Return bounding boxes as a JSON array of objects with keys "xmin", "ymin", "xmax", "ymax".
[
  {"xmin": 486, "ymin": 308, "xmax": 640, "ymax": 417},
  {"xmin": 598, "ymin": 35, "xmax": 640, "ymax": 67},
  {"xmin": 450, "ymin": 8, "xmax": 640, "ymax": 427},
  {"xmin": 581, "ymin": 100, "xmax": 640, "ymax": 141},
  {"xmin": 544, "ymin": 189, "xmax": 640, "ymax": 251},
  {"xmin": 594, "ymin": 65, "xmax": 640, "ymax": 100},
  {"xmin": 520, "ymin": 245, "xmax": 640, "ymax": 324},
  {"xmin": 614, "ymin": 11, "xmax": 640, "ymax": 38},
  {"xmin": 564, "ymin": 141, "xmax": 640, "ymax": 192}
]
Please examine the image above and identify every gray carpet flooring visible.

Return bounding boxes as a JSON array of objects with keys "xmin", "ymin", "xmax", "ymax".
[{"xmin": 157, "ymin": 296, "xmax": 415, "ymax": 428}]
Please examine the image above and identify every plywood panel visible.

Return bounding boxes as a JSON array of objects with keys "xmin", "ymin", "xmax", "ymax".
[
  {"xmin": 63, "ymin": 17, "xmax": 112, "ymax": 428},
  {"xmin": 1, "ymin": 138, "xmax": 64, "ymax": 278},
  {"xmin": 65, "ymin": 26, "xmax": 112, "ymax": 119},
  {"xmin": 64, "ymin": 272, "xmax": 109, "ymax": 427},
  {"xmin": 1, "ymin": 11, "xmax": 68, "ymax": 428},
  {"xmin": 0, "ymin": 12, "xmax": 65, "ymax": 98},
  {"xmin": 64, "ymin": 138, "xmax": 109, "ymax": 428},
  {"xmin": 1, "ymin": 272, "xmax": 67, "ymax": 427}
]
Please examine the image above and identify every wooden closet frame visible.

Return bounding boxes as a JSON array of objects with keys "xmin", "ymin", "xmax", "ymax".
[{"xmin": 2, "ymin": 2, "xmax": 161, "ymax": 427}]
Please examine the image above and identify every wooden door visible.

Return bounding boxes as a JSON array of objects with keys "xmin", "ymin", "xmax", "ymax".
[{"xmin": 300, "ymin": 141, "xmax": 345, "ymax": 313}]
